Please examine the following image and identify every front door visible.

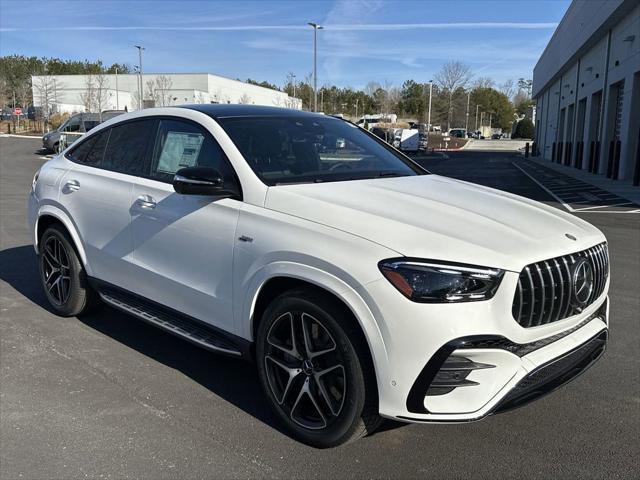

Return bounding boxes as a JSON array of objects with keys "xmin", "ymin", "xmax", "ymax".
[{"xmin": 129, "ymin": 117, "xmax": 241, "ymax": 333}]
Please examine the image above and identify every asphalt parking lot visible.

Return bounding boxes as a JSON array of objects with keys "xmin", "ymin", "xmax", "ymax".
[{"xmin": 1, "ymin": 136, "xmax": 639, "ymax": 479}]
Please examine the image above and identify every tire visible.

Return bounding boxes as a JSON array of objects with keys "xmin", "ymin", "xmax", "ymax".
[
  {"xmin": 256, "ymin": 288, "xmax": 381, "ymax": 448},
  {"xmin": 38, "ymin": 225, "xmax": 100, "ymax": 316}
]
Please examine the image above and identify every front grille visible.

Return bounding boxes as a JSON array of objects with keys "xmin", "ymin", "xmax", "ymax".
[{"xmin": 512, "ymin": 243, "xmax": 609, "ymax": 328}]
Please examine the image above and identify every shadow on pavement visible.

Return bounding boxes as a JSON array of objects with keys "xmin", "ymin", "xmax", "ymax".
[{"xmin": 0, "ymin": 244, "xmax": 404, "ymax": 441}]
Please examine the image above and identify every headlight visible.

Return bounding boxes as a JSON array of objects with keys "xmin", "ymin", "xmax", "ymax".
[{"xmin": 379, "ymin": 259, "xmax": 504, "ymax": 303}]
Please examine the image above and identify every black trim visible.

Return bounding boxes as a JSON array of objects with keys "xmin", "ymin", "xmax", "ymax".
[
  {"xmin": 399, "ymin": 328, "xmax": 608, "ymax": 422},
  {"xmin": 494, "ymin": 330, "xmax": 607, "ymax": 413},
  {"xmin": 88, "ymin": 277, "xmax": 252, "ymax": 360},
  {"xmin": 405, "ymin": 303, "xmax": 607, "ymax": 414}
]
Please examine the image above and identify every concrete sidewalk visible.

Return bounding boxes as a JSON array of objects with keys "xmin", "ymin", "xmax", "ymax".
[{"xmin": 526, "ymin": 156, "xmax": 640, "ymax": 205}]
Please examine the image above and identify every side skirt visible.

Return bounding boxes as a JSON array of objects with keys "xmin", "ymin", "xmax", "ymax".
[{"xmin": 88, "ymin": 277, "xmax": 252, "ymax": 360}]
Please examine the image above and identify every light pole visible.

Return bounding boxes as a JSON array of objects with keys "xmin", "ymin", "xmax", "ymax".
[
  {"xmin": 475, "ymin": 104, "xmax": 482, "ymax": 132},
  {"xmin": 307, "ymin": 22, "xmax": 323, "ymax": 112},
  {"xmin": 115, "ymin": 67, "xmax": 119, "ymax": 110},
  {"xmin": 134, "ymin": 45, "xmax": 145, "ymax": 109},
  {"xmin": 427, "ymin": 80, "xmax": 433, "ymax": 130},
  {"xmin": 465, "ymin": 90, "xmax": 470, "ymax": 132},
  {"xmin": 292, "ymin": 73, "xmax": 296, "ymax": 100}
]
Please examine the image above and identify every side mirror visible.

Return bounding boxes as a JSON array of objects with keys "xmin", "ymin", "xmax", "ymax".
[{"xmin": 173, "ymin": 166, "xmax": 235, "ymax": 196}]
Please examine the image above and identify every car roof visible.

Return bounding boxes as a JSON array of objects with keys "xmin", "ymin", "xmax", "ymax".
[{"xmin": 178, "ymin": 104, "xmax": 322, "ymax": 119}]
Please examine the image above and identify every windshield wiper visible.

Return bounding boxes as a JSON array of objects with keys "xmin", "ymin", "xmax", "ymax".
[{"xmin": 377, "ymin": 171, "xmax": 404, "ymax": 177}]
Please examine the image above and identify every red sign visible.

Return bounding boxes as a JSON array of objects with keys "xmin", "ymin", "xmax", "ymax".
[{"xmin": 13, "ymin": 107, "xmax": 22, "ymax": 115}]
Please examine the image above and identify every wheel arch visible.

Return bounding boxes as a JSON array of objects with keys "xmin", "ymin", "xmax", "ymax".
[
  {"xmin": 35, "ymin": 206, "xmax": 88, "ymax": 269},
  {"xmin": 243, "ymin": 266, "xmax": 389, "ymax": 402}
]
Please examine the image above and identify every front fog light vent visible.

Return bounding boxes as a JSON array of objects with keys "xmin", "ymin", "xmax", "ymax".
[{"xmin": 426, "ymin": 355, "xmax": 495, "ymax": 396}]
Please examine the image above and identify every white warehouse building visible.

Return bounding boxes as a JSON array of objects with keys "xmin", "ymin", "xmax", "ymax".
[
  {"xmin": 31, "ymin": 72, "xmax": 301, "ymax": 113},
  {"xmin": 532, "ymin": 0, "xmax": 640, "ymax": 185}
]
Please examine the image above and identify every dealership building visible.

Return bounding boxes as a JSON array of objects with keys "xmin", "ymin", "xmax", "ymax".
[
  {"xmin": 532, "ymin": 0, "xmax": 639, "ymax": 185},
  {"xmin": 31, "ymin": 72, "xmax": 301, "ymax": 113}
]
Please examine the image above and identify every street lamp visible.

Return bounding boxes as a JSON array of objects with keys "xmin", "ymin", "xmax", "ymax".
[
  {"xmin": 134, "ymin": 45, "xmax": 145, "ymax": 109},
  {"xmin": 292, "ymin": 73, "xmax": 296, "ymax": 100},
  {"xmin": 475, "ymin": 104, "xmax": 482, "ymax": 132},
  {"xmin": 307, "ymin": 22, "xmax": 323, "ymax": 112},
  {"xmin": 465, "ymin": 90, "xmax": 470, "ymax": 132},
  {"xmin": 427, "ymin": 80, "xmax": 433, "ymax": 131}
]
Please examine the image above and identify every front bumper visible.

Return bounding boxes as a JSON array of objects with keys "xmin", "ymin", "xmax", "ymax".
[{"xmin": 361, "ymin": 270, "xmax": 609, "ymax": 423}]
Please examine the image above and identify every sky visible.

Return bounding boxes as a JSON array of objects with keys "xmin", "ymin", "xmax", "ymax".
[{"xmin": 0, "ymin": 0, "xmax": 571, "ymax": 90}]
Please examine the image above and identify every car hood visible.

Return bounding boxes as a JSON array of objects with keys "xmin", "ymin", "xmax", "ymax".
[{"xmin": 264, "ymin": 175, "xmax": 605, "ymax": 272}]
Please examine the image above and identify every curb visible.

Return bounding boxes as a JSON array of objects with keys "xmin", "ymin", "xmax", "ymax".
[{"xmin": 0, "ymin": 133, "xmax": 43, "ymax": 139}]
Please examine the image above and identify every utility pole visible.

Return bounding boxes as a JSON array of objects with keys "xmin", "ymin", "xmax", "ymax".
[
  {"xmin": 465, "ymin": 90, "xmax": 470, "ymax": 132},
  {"xmin": 427, "ymin": 80, "xmax": 433, "ymax": 130},
  {"xmin": 115, "ymin": 67, "xmax": 119, "ymax": 110},
  {"xmin": 355, "ymin": 98, "xmax": 359, "ymax": 119},
  {"xmin": 475, "ymin": 104, "xmax": 482, "ymax": 131},
  {"xmin": 292, "ymin": 73, "xmax": 296, "ymax": 101},
  {"xmin": 135, "ymin": 45, "xmax": 145, "ymax": 109},
  {"xmin": 307, "ymin": 22, "xmax": 323, "ymax": 112}
]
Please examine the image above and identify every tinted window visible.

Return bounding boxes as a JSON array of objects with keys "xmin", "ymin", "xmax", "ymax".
[
  {"xmin": 102, "ymin": 120, "xmax": 154, "ymax": 176},
  {"xmin": 218, "ymin": 116, "xmax": 421, "ymax": 185},
  {"xmin": 84, "ymin": 129, "xmax": 110, "ymax": 166},
  {"xmin": 149, "ymin": 119, "xmax": 235, "ymax": 185},
  {"xmin": 67, "ymin": 135, "xmax": 97, "ymax": 163}
]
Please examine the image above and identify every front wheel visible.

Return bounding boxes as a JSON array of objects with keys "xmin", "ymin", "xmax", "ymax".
[
  {"xmin": 256, "ymin": 288, "xmax": 381, "ymax": 447},
  {"xmin": 38, "ymin": 225, "xmax": 99, "ymax": 316}
]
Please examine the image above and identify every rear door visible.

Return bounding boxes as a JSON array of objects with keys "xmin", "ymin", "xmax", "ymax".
[
  {"xmin": 59, "ymin": 119, "xmax": 155, "ymax": 287},
  {"xmin": 128, "ymin": 117, "xmax": 242, "ymax": 333}
]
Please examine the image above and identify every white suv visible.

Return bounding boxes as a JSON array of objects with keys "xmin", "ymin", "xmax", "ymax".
[{"xmin": 28, "ymin": 106, "xmax": 609, "ymax": 447}]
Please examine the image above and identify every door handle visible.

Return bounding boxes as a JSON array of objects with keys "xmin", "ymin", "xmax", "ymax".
[
  {"xmin": 136, "ymin": 194, "xmax": 157, "ymax": 209},
  {"xmin": 64, "ymin": 179, "xmax": 80, "ymax": 192}
]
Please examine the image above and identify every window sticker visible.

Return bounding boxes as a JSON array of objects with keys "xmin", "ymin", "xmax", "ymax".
[{"xmin": 157, "ymin": 131, "xmax": 204, "ymax": 174}]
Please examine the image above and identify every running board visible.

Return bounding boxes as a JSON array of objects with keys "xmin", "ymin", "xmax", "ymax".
[{"xmin": 99, "ymin": 290, "xmax": 242, "ymax": 357}]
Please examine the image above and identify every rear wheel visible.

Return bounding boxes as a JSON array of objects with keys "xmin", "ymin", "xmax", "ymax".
[
  {"xmin": 256, "ymin": 288, "xmax": 381, "ymax": 447},
  {"xmin": 38, "ymin": 225, "xmax": 99, "ymax": 316}
]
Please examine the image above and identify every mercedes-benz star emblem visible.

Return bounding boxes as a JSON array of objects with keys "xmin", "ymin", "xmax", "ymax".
[{"xmin": 571, "ymin": 258, "xmax": 594, "ymax": 309}]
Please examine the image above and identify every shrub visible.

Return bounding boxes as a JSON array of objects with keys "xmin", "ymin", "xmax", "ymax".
[
  {"xmin": 513, "ymin": 118, "xmax": 534, "ymax": 139},
  {"xmin": 48, "ymin": 112, "xmax": 70, "ymax": 130}
]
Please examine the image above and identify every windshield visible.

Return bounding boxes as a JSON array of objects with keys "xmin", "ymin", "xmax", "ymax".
[{"xmin": 218, "ymin": 116, "xmax": 423, "ymax": 185}]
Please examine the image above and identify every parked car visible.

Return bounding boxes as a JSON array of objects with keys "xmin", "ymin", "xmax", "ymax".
[
  {"xmin": 449, "ymin": 128, "xmax": 467, "ymax": 138},
  {"xmin": 42, "ymin": 111, "xmax": 125, "ymax": 152},
  {"xmin": 491, "ymin": 133, "xmax": 503, "ymax": 140},
  {"xmin": 28, "ymin": 105, "xmax": 610, "ymax": 447}
]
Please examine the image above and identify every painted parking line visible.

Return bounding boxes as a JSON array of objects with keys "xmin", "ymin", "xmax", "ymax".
[{"xmin": 513, "ymin": 161, "xmax": 640, "ymax": 214}]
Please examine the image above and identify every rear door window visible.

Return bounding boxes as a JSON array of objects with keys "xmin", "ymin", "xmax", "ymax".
[
  {"xmin": 67, "ymin": 136, "xmax": 97, "ymax": 163},
  {"xmin": 102, "ymin": 120, "xmax": 155, "ymax": 176},
  {"xmin": 84, "ymin": 129, "xmax": 110, "ymax": 166}
]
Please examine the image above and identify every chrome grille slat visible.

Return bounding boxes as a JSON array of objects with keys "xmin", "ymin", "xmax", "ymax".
[
  {"xmin": 535, "ymin": 264, "xmax": 545, "ymax": 327},
  {"xmin": 561, "ymin": 256, "xmax": 573, "ymax": 319},
  {"xmin": 525, "ymin": 267, "xmax": 535, "ymax": 328},
  {"xmin": 552, "ymin": 258, "xmax": 564, "ymax": 323},
  {"xmin": 512, "ymin": 243, "xmax": 608, "ymax": 328}
]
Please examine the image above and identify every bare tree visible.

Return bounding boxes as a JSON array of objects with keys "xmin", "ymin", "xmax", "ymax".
[
  {"xmin": 79, "ymin": 74, "xmax": 96, "ymax": 112},
  {"xmin": 33, "ymin": 73, "xmax": 58, "ymax": 125},
  {"xmin": 473, "ymin": 77, "xmax": 495, "ymax": 89},
  {"xmin": 434, "ymin": 61, "xmax": 473, "ymax": 130},
  {"xmin": 238, "ymin": 93, "xmax": 251, "ymax": 104},
  {"xmin": 155, "ymin": 75, "xmax": 173, "ymax": 106},
  {"xmin": 499, "ymin": 79, "xmax": 516, "ymax": 100},
  {"xmin": 144, "ymin": 79, "xmax": 159, "ymax": 107},
  {"xmin": 93, "ymin": 72, "xmax": 112, "ymax": 119}
]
